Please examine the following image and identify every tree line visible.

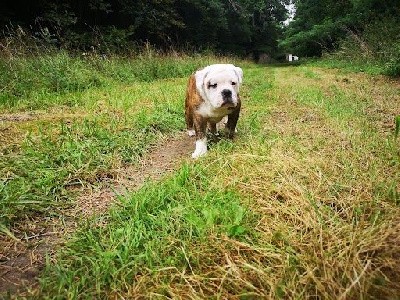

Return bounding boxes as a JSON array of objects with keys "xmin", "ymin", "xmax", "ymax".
[
  {"xmin": 282, "ymin": 0, "xmax": 400, "ymax": 57},
  {"xmin": 0, "ymin": 0, "xmax": 289, "ymax": 59},
  {"xmin": 1, "ymin": 0, "xmax": 399, "ymax": 66}
]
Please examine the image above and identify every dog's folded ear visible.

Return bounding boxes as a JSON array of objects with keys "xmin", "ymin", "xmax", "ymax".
[
  {"xmin": 195, "ymin": 68, "xmax": 209, "ymax": 100},
  {"xmin": 234, "ymin": 67, "xmax": 243, "ymax": 85},
  {"xmin": 195, "ymin": 68, "xmax": 208, "ymax": 92}
]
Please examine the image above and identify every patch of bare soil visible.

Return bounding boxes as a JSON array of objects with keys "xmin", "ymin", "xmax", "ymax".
[
  {"xmin": 0, "ymin": 112, "xmax": 39, "ymax": 122},
  {"xmin": 0, "ymin": 132, "xmax": 193, "ymax": 297},
  {"xmin": 75, "ymin": 132, "xmax": 193, "ymax": 217}
]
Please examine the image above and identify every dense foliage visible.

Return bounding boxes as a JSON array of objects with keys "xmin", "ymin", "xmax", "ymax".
[
  {"xmin": 1, "ymin": 0, "xmax": 399, "ymax": 71},
  {"xmin": 281, "ymin": 0, "xmax": 400, "ymax": 75},
  {"xmin": 0, "ymin": 0, "xmax": 290, "ymax": 58},
  {"xmin": 281, "ymin": 0, "xmax": 400, "ymax": 57}
]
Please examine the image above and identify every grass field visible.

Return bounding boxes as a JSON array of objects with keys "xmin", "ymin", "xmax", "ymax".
[{"xmin": 1, "ymin": 54, "xmax": 400, "ymax": 299}]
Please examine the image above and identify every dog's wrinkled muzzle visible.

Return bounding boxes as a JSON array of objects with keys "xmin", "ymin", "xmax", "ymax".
[{"xmin": 221, "ymin": 89, "xmax": 235, "ymax": 108}]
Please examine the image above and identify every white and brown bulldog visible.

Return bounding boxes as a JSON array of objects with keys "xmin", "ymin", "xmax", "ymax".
[{"xmin": 185, "ymin": 64, "xmax": 243, "ymax": 158}]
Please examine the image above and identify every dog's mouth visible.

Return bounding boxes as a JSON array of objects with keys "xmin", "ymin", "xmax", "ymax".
[{"xmin": 221, "ymin": 101, "xmax": 235, "ymax": 108}]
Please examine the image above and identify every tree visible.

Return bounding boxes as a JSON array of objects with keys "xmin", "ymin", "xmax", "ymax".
[
  {"xmin": 281, "ymin": 0, "xmax": 400, "ymax": 57},
  {"xmin": 0, "ymin": 0, "xmax": 292, "ymax": 58}
]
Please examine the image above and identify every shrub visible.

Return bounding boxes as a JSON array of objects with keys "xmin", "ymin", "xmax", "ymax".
[{"xmin": 326, "ymin": 17, "xmax": 400, "ymax": 77}]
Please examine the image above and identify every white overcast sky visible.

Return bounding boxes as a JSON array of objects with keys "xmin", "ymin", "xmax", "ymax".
[{"xmin": 284, "ymin": 3, "xmax": 296, "ymax": 26}]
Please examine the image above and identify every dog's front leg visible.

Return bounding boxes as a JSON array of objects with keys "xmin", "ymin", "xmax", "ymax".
[
  {"xmin": 192, "ymin": 115, "xmax": 208, "ymax": 159},
  {"xmin": 209, "ymin": 122, "xmax": 217, "ymax": 135},
  {"xmin": 226, "ymin": 105, "xmax": 240, "ymax": 138}
]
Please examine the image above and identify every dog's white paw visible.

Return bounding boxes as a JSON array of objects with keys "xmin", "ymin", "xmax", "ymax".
[
  {"xmin": 192, "ymin": 138, "xmax": 207, "ymax": 159},
  {"xmin": 187, "ymin": 129, "xmax": 196, "ymax": 137}
]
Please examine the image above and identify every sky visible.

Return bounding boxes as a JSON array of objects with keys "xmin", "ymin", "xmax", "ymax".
[{"xmin": 284, "ymin": 3, "xmax": 296, "ymax": 26}]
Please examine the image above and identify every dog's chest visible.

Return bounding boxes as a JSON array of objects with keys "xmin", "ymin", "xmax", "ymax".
[{"xmin": 197, "ymin": 102, "xmax": 231, "ymax": 122}]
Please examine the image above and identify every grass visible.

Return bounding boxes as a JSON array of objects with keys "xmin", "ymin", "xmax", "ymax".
[
  {"xmin": 309, "ymin": 58, "xmax": 391, "ymax": 76},
  {"xmin": 0, "ymin": 49, "xmax": 239, "ymax": 111},
  {"xmin": 1, "ymin": 53, "xmax": 400, "ymax": 299},
  {"xmin": 312, "ymin": 17, "xmax": 400, "ymax": 78},
  {"xmin": 39, "ymin": 164, "xmax": 256, "ymax": 298},
  {"xmin": 0, "ymin": 79, "xmax": 183, "ymax": 229}
]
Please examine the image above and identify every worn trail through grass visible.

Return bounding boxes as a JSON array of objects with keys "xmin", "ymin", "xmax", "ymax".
[
  {"xmin": 0, "ymin": 131, "xmax": 194, "ymax": 292},
  {"xmin": 1, "ymin": 62, "xmax": 400, "ymax": 299}
]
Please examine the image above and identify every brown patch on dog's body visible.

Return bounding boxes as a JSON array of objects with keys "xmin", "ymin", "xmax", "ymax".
[
  {"xmin": 185, "ymin": 74, "xmax": 205, "ymax": 138},
  {"xmin": 185, "ymin": 74, "xmax": 241, "ymax": 139}
]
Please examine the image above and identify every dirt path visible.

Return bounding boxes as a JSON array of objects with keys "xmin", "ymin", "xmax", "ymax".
[{"xmin": 0, "ymin": 132, "xmax": 193, "ymax": 296}]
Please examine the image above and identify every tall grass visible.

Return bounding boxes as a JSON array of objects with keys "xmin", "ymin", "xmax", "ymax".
[
  {"xmin": 0, "ymin": 50, "xmax": 220, "ymax": 110},
  {"xmin": 395, "ymin": 115, "xmax": 400, "ymax": 139}
]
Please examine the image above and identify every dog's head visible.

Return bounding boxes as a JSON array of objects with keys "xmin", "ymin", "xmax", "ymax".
[{"xmin": 195, "ymin": 64, "xmax": 243, "ymax": 109}]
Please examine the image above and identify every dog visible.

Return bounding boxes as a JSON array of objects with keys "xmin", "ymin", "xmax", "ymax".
[{"xmin": 185, "ymin": 64, "xmax": 243, "ymax": 158}]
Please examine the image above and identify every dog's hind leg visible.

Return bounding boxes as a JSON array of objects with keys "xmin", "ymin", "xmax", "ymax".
[
  {"xmin": 208, "ymin": 122, "xmax": 217, "ymax": 135},
  {"xmin": 185, "ymin": 107, "xmax": 196, "ymax": 137}
]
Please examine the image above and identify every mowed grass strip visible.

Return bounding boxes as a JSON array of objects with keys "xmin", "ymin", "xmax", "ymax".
[
  {"xmin": 237, "ymin": 66, "xmax": 400, "ymax": 299},
  {"xmin": 35, "ymin": 65, "xmax": 400, "ymax": 299}
]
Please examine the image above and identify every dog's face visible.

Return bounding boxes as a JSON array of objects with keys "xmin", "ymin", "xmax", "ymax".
[{"xmin": 195, "ymin": 64, "xmax": 243, "ymax": 109}]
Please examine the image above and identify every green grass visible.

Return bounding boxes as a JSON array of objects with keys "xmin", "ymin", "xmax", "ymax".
[
  {"xmin": 310, "ymin": 58, "xmax": 390, "ymax": 76},
  {"xmin": 1, "ymin": 55, "xmax": 400, "ymax": 299},
  {"xmin": 39, "ymin": 164, "xmax": 256, "ymax": 298},
  {"xmin": 0, "ymin": 78, "xmax": 187, "ymax": 229},
  {"xmin": 0, "ymin": 50, "xmax": 238, "ymax": 111},
  {"xmin": 0, "ymin": 109, "xmax": 176, "ymax": 227},
  {"xmin": 396, "ymin": 115, "xmax": 400, "ymax": 138}
]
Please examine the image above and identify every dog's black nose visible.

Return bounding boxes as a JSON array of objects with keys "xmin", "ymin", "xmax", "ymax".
[{"xmin": 221, "ymin": 89, "xmax": 232, "ymax": 98}]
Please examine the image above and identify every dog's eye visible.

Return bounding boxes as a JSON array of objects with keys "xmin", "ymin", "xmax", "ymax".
[
  {"xmin": 208, "ymin": 83, "xmax": 217, "ymax": 89},
  {"xmin": 231, "ymin": 82, "xmax": 236, "ymax": 86}
]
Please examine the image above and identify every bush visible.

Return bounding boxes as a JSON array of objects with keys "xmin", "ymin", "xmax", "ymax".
[{"xmin": 327, "ymin": 17, "xmax": 400, "ymax": 77}]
